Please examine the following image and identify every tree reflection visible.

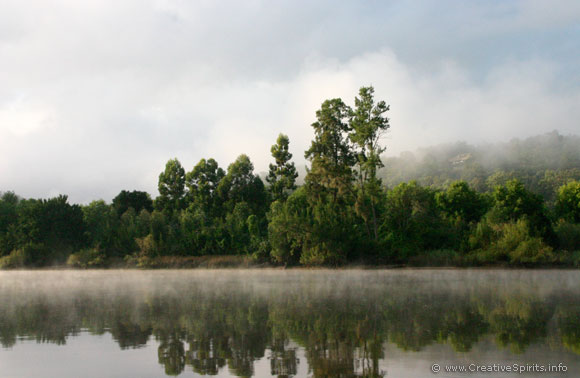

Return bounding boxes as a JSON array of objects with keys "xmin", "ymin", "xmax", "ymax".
[
  {"xmin": 0, "ymin": 271, "xmax": 579, "ymax": 376},
  {"xmin": 158, "ymin": 333, "xmax": 186, "ymax": 376}
]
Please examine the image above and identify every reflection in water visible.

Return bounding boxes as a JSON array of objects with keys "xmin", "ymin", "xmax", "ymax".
[{"xmin": 0, "ymin": 270, "xmax": 579, "ymax": 377}]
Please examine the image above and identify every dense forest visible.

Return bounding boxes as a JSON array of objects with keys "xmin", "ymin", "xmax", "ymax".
[{"xmin": 1, "ymin": 86, "xmax": 579, "ymax": 268}]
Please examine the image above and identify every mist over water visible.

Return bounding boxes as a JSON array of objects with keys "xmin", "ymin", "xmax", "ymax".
[{"xmin": 1, "ymin": 269, "xmax": 579, "ymax": 377}]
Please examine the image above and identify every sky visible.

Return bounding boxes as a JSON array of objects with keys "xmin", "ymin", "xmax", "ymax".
[{"xmin": 1, "ymin": 0, "xmax": 579, "ymax": 203}]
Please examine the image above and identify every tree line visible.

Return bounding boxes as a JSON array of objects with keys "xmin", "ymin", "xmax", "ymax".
[{"xmin": 1, "ymin": 86, "xmax": 579, "ymax": 267}]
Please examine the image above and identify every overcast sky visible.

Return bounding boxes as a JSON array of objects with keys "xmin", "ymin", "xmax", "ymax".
[{"xmin": 1, "ymin": 0, "xmax": 579, "ymax": 203}]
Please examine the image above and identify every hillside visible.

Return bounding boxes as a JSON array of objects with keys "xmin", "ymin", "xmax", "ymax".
[{"xmin": 379, "ymin": 130, "xmax": 580, "ymax": 202}]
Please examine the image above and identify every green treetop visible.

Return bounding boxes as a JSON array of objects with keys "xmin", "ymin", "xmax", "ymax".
[
  {"xmin": 157, "ymin": 158, "xmax": 186, "ymax": 213},
  {"xmin": 304, "ymin": 98, "xmax": 355, "ymax": 204},
  {"xmin": 267, "ymin": 134, "xmax": 298, "ymax": 202},
  {"xmin": 185, "ymin": 158, "xmax": 225, "ymax": 216},
  {"xmin": 349, "ymin": 86, "xmax": 390, "ymax": 240}
]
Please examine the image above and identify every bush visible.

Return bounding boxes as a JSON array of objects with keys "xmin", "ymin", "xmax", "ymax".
[
  {"xmin": 67, "ymin": 248, "xmax": 106, "ymax": 268},
  {"xmin": 554, "ymin": 221, "xmax": 580, "ymax": 252},
  {"xmin": 124, "ymin": 234, "xmax": 159, "ymax": 268},
  {"xmin": 555, "ymin": 180, "xmax": 580, "ymax": 223},
  {"xmin": 0, "ymin": 247, "xmax": 28, "ymax": 269},
  {"xmin": 468, "ymin": 217, "xmax": 499, "ymax": 250},
  {"xmin": 509, "ymin": 237, "xmax": 554, "ymax": 264},
  {"xmin": 468, "ymin": 219, "xmax": 555, "ymax": 265},
  {"xmin": 494, "ymin": 221, "xmax": 530, "ymax": 257}
]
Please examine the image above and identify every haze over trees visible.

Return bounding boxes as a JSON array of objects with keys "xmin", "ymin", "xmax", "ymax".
[{"xmin": 0, "ymin": 86, "xmax": 579, "ymax": 268}]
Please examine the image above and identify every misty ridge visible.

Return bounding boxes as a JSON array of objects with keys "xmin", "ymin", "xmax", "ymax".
[{"xmin": 377, "ymin": 130, "xmax": 580, "ymax": 202}]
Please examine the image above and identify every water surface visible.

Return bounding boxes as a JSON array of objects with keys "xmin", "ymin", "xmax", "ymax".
[{"xmin": 1, "ymin": 269, "xmax": 579, "ymax": 377}]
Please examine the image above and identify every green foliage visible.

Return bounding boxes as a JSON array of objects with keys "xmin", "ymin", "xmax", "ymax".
[
  {"xmin": 268, "ymin": 188, "xmax": 309, "ymax": 264},
  {"xmin": 555, "ymin": 180, "xmax": 580, "ymax": 223},
  {"xmin": 112, "ymin": 190, "xmax": 153, "ymax": 217},
  {"xmin": 136, "ymin": 234, "xmax": 159, "ymax": 258},
  {"xmin": 468, "ymin": 216, "xmax": 499, "ymax": 251},
  {"xmin": 15, "ymin": 195, "xmax": 85, "ymax": 264},
  {"xmin": 157, "ymin": 158, "xmax": 186, "ymax": 213},
  {"xmin": 383, "ymin": 182, "xmax": 450, "ymax": 260},
  {"xmin": 554, "ymin": 220, "xmax": 580, "ymax": 252},
  {"xmin": 67, "ymin": 247, "xmax": 106, "ymax": 268},
  {"xmin": 510, "ymin": 237, "xmax": 554, "ymax": 264},
  {"xmin": 490, "ymin": 179, "xmax": 553, "ymax": 242},
  {"xmin": 298, "ymin": 200, "xmax": 354, "ymax": 266},
  {"xmin": 349, "ymin": 86, "xmax": 390, "ymax": 178},
  {"xmin": 349, "ymin": 86, "xmax": 390, "ymax": 241},
  {"xmin": 124, "ymin": 234, "xmax": 161, "ymax": 268},
  {"xmin": 185, "ymin": 158, "xmax": 225, "ymax": 216},
  {"xmin": 82, "ymin": 200, "xmax": 115, "ymax": 251},
  {"xmin": 469, "ymin": 219, "xmax": 554, "ymax": 265},
  {"xmin": 0, "ymin": 191, "xmax": 20, "ymax": 256},
  {"xmin": 436, "ymin": 181, "xmax": 488, "ymax": 223},
  {"xmin": 0, "ymin": 246, "xmax": 28, "ymax": 268},
  {"xmin": 0, "ymin": 243, "xmax": 49, "ymax": 268},
  {"xmin": 218, "ymin": 154, "xmax": 268, "ymax": 216},
  {"xmin": 491, "ymin": 180, "xmax": 543, "ymax": 222},
  {"xmin": 150, "ymin": 210, "xmax": 167, "ymax": 248},
  {"xmin": 267, "ymin": 134, "xmax": 298, "ymax": 202},
  {"xmin": 225, "ymin": 202, "xmax": 252, "ymax": 254},
  {"xmin": 304, "ymin": 98, "xmax": 354, "ymax": 203}
]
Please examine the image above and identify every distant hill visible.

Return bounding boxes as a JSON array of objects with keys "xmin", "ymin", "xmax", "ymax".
[{"xmin": 378, "ymin": 130, "xmax": 580, "ymax": 202}]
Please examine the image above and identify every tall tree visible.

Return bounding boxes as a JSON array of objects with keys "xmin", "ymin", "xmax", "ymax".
[
  {"xmin": 217, "ymin": 154, "xmax": 267, "ymax": 216},
  {"xmin": 304, "ymin": 98, "xmax": 354, "ymax": 204},
  {"xmin": 349, "ymin": 86, "xmax": 390, "ymax": 240},
  {"xmin": 300, "ymin": 98, "xmax": 357, "ymax": 265},
  {"xmin": 185, "ymin": 158, "xmax": 225, "ymax": 216},
  {"xmin": 266, "ymin": 134, "xmax": 298, "ymax": 202},
  {"xmin": 157, "ymin": 158, "xmax": 186, "ymax": 213}
]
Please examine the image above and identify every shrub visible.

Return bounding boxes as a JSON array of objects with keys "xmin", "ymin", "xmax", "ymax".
[
  {"xmin": 509, "ymin": 237, "xmax": 554, "ymax": 264},
  {"xmin": 554, "ymin": 221, "xmax": 580, "ymax": 252},
  {"xmin": 67, "ymin": 248, "xmax": 106, "ymax": 268},
  {"xmin": 0, "ymin": 247, "xmax": 28, "ymax": 269},
  {"xmin": 124, "ymin": 234, "xmax": 159, "ymax": 268},
  {"xmin": 468, "ymin": 219, "xmax": 555, "ymax": 265},
  {"xmin": 468, "ymin": 217, "xmax": 499, "ymax": 250},
  {"xmin": 555, "ymin": 180, "xmax": 580, "ymax": 223}
]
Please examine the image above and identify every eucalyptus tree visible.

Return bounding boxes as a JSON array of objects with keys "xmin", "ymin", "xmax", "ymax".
[
  {"xmin": 217, "ymin": 154, "xmax": 267, "ymax": 215},
  {"xmin": 185, "ymin": 158, "xmax": 225, "ymax": 216},
  {"xmin": 349, "ymin": 86, "xmax": 390, "ymax": 240},
  {"xmin": 217, "ymin": 154, "xmax": 269, "ymax": 254},
  {"xmin": 157, "ymin": 158, "xmax": 186, "ymax": 213},
  {"xmin": 266, "ymin": 134, "xmax": 298, "ymax": 202},
  {"xmin": 300, "ymin": 98, "xmax": 358, "ymax": 264},
  {"xmin": 304, "ymin": 98, "xmax": 355, "ymax": 204}
]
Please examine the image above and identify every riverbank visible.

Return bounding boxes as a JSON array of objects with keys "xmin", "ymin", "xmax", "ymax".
[{"xmin": 3, "ymin": 250, "xmax": 578, "ymax": 270}]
